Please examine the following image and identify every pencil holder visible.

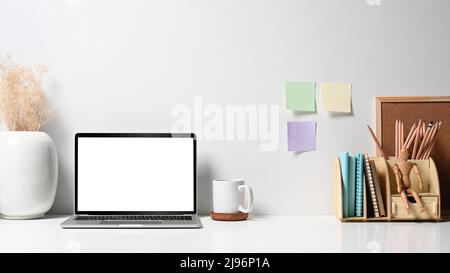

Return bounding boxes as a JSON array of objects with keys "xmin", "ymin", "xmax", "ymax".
[{"xmin": 334, "ymin": 156, "xmax": 441, "ymax": 221}]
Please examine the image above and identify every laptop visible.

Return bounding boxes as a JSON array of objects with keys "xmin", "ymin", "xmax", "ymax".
[{"xmin": 60, "ymin": 133, "xmax": 202, "ymax": 228}]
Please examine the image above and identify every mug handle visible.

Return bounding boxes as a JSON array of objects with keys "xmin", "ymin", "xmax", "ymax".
[{"xmin": 238, "ymin": 185, "xmax": 254, "ymax": 213}]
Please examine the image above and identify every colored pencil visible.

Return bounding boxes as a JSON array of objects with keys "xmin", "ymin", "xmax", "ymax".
[
  {"xmin": 395, "ymin": 120, "xmax": 398, "ymax": 158},
  {"xmin": 400, "ymin": 121, "xmax": 404, "ymax": 151},
  {"xmin": 405, "ymin": 123, "xmax": 417, "ymax": 149},
  {"xmin": 416, "ymin": 123, "xmax": 433, "ymax": 159},
  {"xmin": 423, "ymin": 121, "xmax": 441, "ymax": 159},
  {"xmin": 367, "ymin": 125, "xmax": 388, "ymax": 159},
  {"xmin": 412, "ymin": 119, "xmax": 422, "ymax": 159}
]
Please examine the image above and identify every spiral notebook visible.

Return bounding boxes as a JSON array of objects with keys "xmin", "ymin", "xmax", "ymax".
[
  {"xmin": 355, "ymin": 154, "xmax": 364, "ymax": 217},
  {"xmin": 363, "ymin": 153, "xmax": 386, "ymax": 217}
]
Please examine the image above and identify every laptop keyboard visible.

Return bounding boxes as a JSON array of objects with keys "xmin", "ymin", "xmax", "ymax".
[{"xmin": 75, "ymin": 215, "xmax": 192, "ymax": 221}]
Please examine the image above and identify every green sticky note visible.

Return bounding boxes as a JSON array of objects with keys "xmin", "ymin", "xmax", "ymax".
[
  {"xmin": 320, "ymin": 83, "xmax": 352, "ymax": 112},
  {"xmin": 286, "ymin": 81, "xmax": 316, "ymax": 112}
]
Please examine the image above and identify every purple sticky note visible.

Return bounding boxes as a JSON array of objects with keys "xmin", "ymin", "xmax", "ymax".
[{"xmin": 287, "ymin": 121, "xmax": 316, "ymax": 152}]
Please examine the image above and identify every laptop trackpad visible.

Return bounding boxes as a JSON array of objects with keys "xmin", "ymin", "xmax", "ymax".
[{"xmin": 101, "ymin": 220, "xmax": 163, "ymax": 225}]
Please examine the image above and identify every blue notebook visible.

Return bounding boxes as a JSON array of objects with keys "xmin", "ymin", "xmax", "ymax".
[
  {"xmin": 348, "ymin": 156, "xmax": 356, "ymax": 217},
  {"xmin": 355, "ymin": 153, "xmax": 364, "ymax": 217},
  {"xmin": 339, "ymin": 152, "xmax": 349, "ymax": 218}
]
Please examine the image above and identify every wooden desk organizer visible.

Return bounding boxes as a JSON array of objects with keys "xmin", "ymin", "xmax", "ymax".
[{"xmin": 334, "ymin": 156, "xmax": 441, "ymax": 221}]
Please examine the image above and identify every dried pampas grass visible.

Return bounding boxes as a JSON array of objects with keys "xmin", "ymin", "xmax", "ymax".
[{"xmin": 0, "ymin": 55, "xmax": 52, "ymax": 131}]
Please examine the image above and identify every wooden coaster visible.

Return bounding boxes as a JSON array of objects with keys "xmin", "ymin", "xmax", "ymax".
[{"xmin": 210, "ymin": 211, "xmax": 249, "ymax": 221}]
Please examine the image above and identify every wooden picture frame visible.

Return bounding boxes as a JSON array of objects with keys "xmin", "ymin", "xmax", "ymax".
[
  {"xmin": 375, "ymin": 96, "xmax": 450, "ymax": 147},
  {"xmin": 375, "ymin": 96, "xmax": 450, "ymax": 211}
]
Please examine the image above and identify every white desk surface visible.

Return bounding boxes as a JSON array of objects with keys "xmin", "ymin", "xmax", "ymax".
[{"xmin": 0, "ymin": 215, "xmax": 449, "ymax": 253}]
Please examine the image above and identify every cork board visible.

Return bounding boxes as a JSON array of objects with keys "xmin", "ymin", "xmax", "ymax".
[{"xmin": 375, "ymin": 96, "xmax": 450, "ymax": 211}]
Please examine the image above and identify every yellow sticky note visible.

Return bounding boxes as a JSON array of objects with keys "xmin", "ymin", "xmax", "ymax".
[{"xmin": 320, "ymin": 83, "xmax": 352, "ymax": 112}]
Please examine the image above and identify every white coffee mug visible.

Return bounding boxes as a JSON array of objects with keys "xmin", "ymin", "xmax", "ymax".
[{"xmin": 213, "ymin": 179, "xmax": 254, "ymax": 213}]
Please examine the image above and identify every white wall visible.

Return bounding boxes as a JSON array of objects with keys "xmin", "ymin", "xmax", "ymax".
[{"xmin": 0, "ymin": 0, "xmax": 448, "ymax": 214}]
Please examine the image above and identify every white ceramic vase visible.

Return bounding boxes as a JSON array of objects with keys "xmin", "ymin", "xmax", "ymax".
[{"xmin": 0, "ymin": 131, "xmax": 58, "ymax": 219}]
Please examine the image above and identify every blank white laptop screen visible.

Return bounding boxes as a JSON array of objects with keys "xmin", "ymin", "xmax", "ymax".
[{"xmin": 77, "ymin": 136, "xmax": 194, "ymax": 212}]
